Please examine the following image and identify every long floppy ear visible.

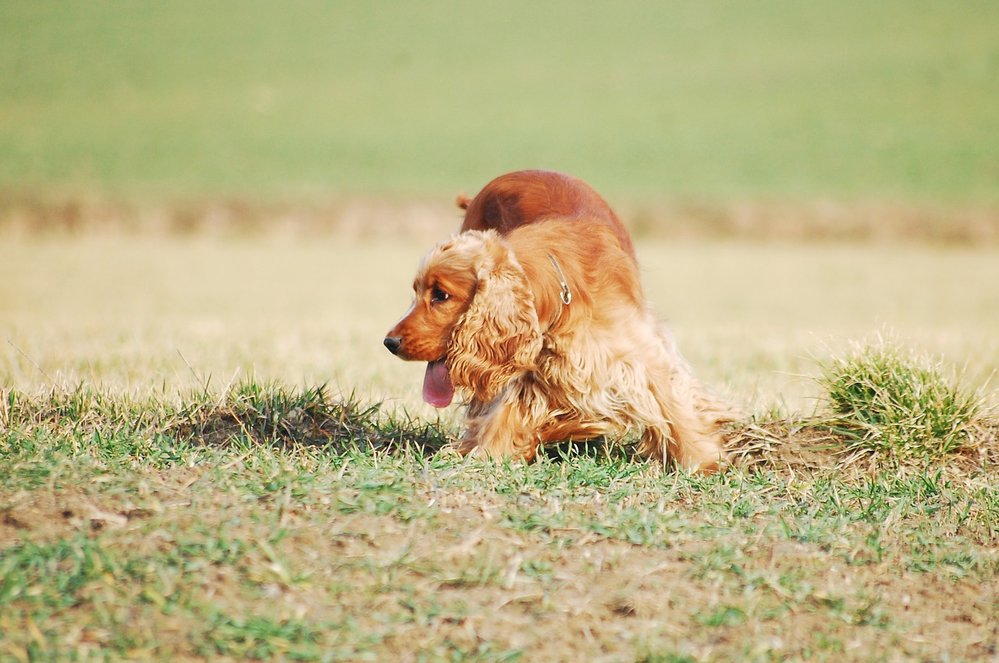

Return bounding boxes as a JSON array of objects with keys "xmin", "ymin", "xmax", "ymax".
[{"xmin": 447, "ymin": 236, "xmax": 542, "ymax": 402}]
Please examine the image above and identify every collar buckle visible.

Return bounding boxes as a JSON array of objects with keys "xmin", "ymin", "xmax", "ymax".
[{"xmin": 547, "ymin": 254, "xmax": 572, "ymax": 306}]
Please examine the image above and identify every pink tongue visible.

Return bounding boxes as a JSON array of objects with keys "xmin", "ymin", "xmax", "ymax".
[{"xmin": 422, "ymin": 359, "xmax": 454, "ymax": 408}]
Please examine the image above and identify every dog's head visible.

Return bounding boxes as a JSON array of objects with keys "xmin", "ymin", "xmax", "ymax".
[{"xmin": 384, "ymin": 231, "xmax": 542, "ymax": 407}]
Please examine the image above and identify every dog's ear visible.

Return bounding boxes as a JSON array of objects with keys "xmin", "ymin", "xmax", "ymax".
[
  {"xmin": 456, "ymin": 194, "xmax": 472, "ymax": 210},
  {"xmin": 448, "ymin": 238, "xmax": 542, "ymax": 401}
]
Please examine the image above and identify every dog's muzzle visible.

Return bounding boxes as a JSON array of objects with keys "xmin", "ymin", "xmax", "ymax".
[{"xmin": 383, "ymin": 336, "xmax": 403, "ymax": 355}]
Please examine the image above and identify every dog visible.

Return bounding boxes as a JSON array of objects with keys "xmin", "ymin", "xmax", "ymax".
[
  {"xmin": 456, "ymin": 169, "xmax": 636, "ymax": 261},
  {"xmin": 384, "ymin": 214, "xmax": 731, "ymax": 473}
]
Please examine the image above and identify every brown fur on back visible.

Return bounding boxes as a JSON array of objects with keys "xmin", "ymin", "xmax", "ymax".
[{"xmin": 457, "ymin": 170, "xmax": 636, "ymax": 260}]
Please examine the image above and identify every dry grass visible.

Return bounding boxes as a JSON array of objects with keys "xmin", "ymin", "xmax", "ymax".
[
  {"xmin": 729, "ymin": 414, "xmax": 999, "ymax": 477},
  {"xmin": 3, "ymin": 233, "xmax": 998, "ymax": 415},
  {"xmin": 3, "ymin": 194, "xmax": 999, "ymax": 245},
  {"xmin": 2, "ymin": 224, "xmax": 998, "ymax": 661}
]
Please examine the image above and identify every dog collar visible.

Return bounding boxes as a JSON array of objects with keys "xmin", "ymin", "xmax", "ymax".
[{"xmin": 547, "ymin": 254, "xmax": 572, "ymax": 306}]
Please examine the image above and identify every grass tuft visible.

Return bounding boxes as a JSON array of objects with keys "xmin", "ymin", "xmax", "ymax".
[
  {"xmin": 1, "ymin": 382, "xmax": 453, "ymax": 458},
  {"xmin": 181, "ymin": 382, "xmax": 455, "ymax": 455},
  {"xmin": 170, "ymin": 381, "xmax": 452, "ymax": 452},
  {"xmin": 816, "ymin": 337, "xmax": 989, "ymax": 462}
]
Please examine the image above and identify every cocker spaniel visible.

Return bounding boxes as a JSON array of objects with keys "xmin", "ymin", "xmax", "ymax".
[{"xmin": 384, "ymin": 214, "xmax": 732, "ymax": 473}]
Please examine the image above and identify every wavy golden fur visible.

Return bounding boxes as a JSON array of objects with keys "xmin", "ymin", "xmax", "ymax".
[{"xmin": 385, "ymin": 216, "xmax": 732, "ymax": 473}]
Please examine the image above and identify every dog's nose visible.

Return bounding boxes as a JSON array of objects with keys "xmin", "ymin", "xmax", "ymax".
[{"xmin": 383, "ymin": 336, "xmax": 402, "ymax": 355}]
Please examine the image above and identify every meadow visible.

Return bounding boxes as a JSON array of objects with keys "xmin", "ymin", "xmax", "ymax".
[
  {"xmin": 1, "ymin": 233, "xmax": 997, "ymax": 661},
  {"xmin": 2, "ymin": 2, "xmax": 998, "ymax": 660},
  {"xmin": 2, "ymin": 235, "xmax": 999, "ymax": 414},
  {"xmin": 2, "ymin": 1, "xmax": 998, "ymax": 201}
]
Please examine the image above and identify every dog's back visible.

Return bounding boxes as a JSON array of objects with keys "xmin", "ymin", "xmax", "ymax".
[{"xmin": 458, "ymin": 170, "xmax": 636, "ymax": 260}]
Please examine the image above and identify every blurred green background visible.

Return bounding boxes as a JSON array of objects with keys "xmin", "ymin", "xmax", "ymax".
[{"xmin": 2, "ymin": 0, "xmax": 997, "ymax": 202}]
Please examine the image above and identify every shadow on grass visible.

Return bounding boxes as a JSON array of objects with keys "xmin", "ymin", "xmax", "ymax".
[
  {"xmin": 0, "ymin": 382, "xmax": 452, "ymax": 456},
  {"xmin": 3, "ymin": 378, "xmax": 996, "ymax": 476},
  {"xmin": 172, "ymin": 384, "xmax": 639, "ymax": 466},
  {"xmin": 170, "ymin": 382, "xmax": 455, "ymax": 455}
]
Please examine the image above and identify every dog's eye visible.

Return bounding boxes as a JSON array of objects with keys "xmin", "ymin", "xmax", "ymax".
[{"xmin": 430, "ymin": 286, "xmax": 450, "ymax": 303}]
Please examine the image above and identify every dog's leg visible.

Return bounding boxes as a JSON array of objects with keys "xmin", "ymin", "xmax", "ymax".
[
  {"xmin": 456, "ymin": 387, "xmax": 544, "ymax": 461},
  {"xmin": 637, "ymin": 331, "xmax": 729, "ymax": 474},
  {"xmin": 638, "ymin": 385, "xmax": 726, "ymax": 473}
]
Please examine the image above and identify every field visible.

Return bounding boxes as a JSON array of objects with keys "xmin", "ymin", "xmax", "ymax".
[
  {"xmin": 2, "ymin": 235, "xmax": 997, "ymax": 661},
  {"xmin": 2, "ymin": 2, "xmax": 999, "ymax": 661},
  {"xmin": 2, "ymin": 1, "xmax": 999, "ymax": 201},
  {"xmin": 3, "ymin": 236, "xmax": 999, "ymax": 413}
]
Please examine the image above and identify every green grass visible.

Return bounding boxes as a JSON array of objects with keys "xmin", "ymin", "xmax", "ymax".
[
  {"xmin": 819, "ymin": 336, "xmax": 987, "ymax": 460},
  {"xmin": 1, "ymin": 381, "xmax": 996, "ymax": 661},
  {"xmin": 2, "ymin": 1, "xmax": 998, "ymax": 201}
]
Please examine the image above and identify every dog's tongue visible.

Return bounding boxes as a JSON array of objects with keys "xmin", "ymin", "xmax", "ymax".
[{"xmin": 422, "ymin": 359, "xmax": 454, "ymax": 408}]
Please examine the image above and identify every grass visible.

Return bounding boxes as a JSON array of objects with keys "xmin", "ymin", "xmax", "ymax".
[
  {"xmin": 1, "ymin": 379, "xmax": 996, "ymax": 661},
  {"xmin": 1, "ymin": 232, "xmax": 998, "ymax": 660},
  {"xmin": 4, "ymin": 3, "xmax": 997, "ymax": 657},
  {"xmin": 819, "ymin": 336, "xmax": 987, "ymax": 460},
  {"xmin": 2, "ymin": 1, "xmax": 998, "ymax": 201},
  {"xmin": 3, "ymin": 236, "xmax": 999, "ymax": 414}
]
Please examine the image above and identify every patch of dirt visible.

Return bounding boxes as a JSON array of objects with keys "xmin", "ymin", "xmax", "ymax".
[
  {"xmin": 0, "ymin": 487, "xmax": 153, "ymax": 548},
  {"xmin": 725, "ymin": 416, "xmax": 999, "ymax": 477}
]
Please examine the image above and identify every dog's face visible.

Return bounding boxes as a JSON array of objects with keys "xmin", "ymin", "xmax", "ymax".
[
  {"xmin": 384, "ymin": 236, "xmax": 479, "ymax": 364},
  {"xmin": 383, "ymin": 233, "xmax": 484, "ymax": 408},
  {"xmin": 384, "ymin": 231, "xmax": 542, "ymax": 408}
]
